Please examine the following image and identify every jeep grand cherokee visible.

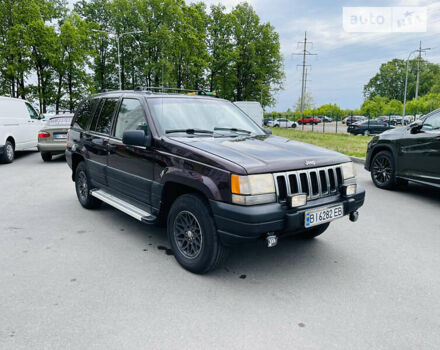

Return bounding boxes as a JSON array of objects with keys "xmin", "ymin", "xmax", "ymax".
[{"xmin": 66, "ymin": 90, "xmax": 365, "ymax": 274}]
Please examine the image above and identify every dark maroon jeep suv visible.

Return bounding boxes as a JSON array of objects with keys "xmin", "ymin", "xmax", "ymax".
[{"xmin": 66, "ymin": 90, "xmax": 365, "ymax": 274}]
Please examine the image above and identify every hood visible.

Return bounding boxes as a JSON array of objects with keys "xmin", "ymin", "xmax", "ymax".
[{"xmin": 171, "ymin": 135, "xmax": 350, "ymax": 174}]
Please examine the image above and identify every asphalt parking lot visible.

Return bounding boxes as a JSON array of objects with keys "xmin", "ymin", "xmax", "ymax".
[{"xmin": 1, "ymin": 151, "xmax": 439, "ymax": 349}]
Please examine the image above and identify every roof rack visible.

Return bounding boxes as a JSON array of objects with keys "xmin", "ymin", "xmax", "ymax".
[{"xmin": 134, "ymin": 86, "xmax": 217, "ymax": 97}]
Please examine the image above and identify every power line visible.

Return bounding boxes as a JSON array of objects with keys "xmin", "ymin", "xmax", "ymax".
[{"xmin": 292, "ymin": 31, "xmax": 317, "ymax": 113}]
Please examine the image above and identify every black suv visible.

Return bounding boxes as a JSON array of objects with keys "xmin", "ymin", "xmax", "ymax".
[
  {"xmin": 366, "ymin": 109, "xmax": 440, "ymax": 189},
  {"xmin": 66, "ymin": 90, "xmax": 365, "ymax": 273}
]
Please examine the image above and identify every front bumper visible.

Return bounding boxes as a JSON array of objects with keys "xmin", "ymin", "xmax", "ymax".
[{"xmin": 210, "ymin": 186, "xmax": 365, "ymax": 245}]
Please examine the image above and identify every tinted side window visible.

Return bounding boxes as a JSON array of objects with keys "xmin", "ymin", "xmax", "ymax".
[
  {"xmin": 25, "ymin": 103, "xmax": 39, "ymax": 119},
  {"xmin": 91, "ymin": 98, "xmax": 119, "ymax": 135},
  {"xmin": 422, "ymin": 111, "xmax": 440, "ymax": 131},
  {"xmin": 73, "ymin": 99, "xmax": 97, "ymax": 130},
  {"xmin": 114, "ymin": 99, "xmax": 147, "ymax": 139}
]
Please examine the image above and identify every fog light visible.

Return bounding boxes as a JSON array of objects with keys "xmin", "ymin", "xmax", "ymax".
[
  {"xmin": 290, "ymin": 194, "xmax": 307, "ymax": 208},
  {"xmin": 343, "ymin": 184, "xmax": 357, "ymax": 196}
]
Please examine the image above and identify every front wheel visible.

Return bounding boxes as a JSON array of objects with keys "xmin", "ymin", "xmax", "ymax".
[
  {"xmin": 371, "ymin": 151, "xmax": 396, "ymax": 189},
  {"xmin": 0, "ymin": 140, "xmax": 14, "ymax": 164},
  {"xmin": 167, "ymin": 194, "xmax": 229, "ymax": 274}
]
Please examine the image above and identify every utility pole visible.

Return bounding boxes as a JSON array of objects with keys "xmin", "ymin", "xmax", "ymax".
[
  {"xmin": 415, "ymin": 41, "xmax": 422, "ymax": 100},
  {"xmin": 293, "ymin": 32, "xmax": 317, "ymax": 113},
  {"xmin": 402, "ymin": 44, "xmax": 430, "ymax": 116}
]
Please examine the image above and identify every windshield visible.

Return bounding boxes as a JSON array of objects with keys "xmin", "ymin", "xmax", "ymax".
[{"xmin": 147, "ymin": 97, "xmax": 264, "ymax": 136}]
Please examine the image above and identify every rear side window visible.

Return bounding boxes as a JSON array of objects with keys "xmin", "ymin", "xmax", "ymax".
[
  {"xmin": 91, "ymin": 98, "xmax": 119, "ymax": 135},
  {"xmin": 113, "ymin": 99, "xmax": 147, "ymax": 139},
  {"xmin": 73, "ymin": 99, "xmax": 97, "ymax": 130}
]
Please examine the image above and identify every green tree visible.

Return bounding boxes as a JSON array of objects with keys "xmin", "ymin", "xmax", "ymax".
[
  {"xmin": 293, "ymin": 92, "xmax": 315, "ymax": 112},
  {"xmin": 231, "ymin": 3, "xmax": 283, "ymax": 107},
  {"xmin": 364, "ymin": 58, "xmax": 440, "ymax": 102}
]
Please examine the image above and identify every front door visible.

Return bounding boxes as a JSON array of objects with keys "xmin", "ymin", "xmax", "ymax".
[
  {"xmin": 107, "ymin": 98, "xmax": 154, "ymax": 205},
  {"xmin": 397, "ymin": 110, "xmax": 440, "ymax": 184},
  {"xmin": 24, "ymin": 103, "xmax": 43, "ymax": 147}
]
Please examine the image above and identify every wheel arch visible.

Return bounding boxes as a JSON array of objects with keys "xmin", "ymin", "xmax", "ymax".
[
  {"xmin": 71, "ymin": 153, "xmax": 85, "ymax": 181},
  {"xmin": 369, "ymin": 145, "xmax": 396, "ymax": 170},
  {"xmin": 158, "ymin": 179, "xmax": 214, "ymax": 226}
]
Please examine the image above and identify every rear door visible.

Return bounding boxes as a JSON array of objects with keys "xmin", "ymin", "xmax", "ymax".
[
  {"xmin": 107, "ymin": 97, "xmax": 154, "ymax": 205},
  {"xmin": 84, "ymin": 97, "xmax": 119, "ymax": 186}
]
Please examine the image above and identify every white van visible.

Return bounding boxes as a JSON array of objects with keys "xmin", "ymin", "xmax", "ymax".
[
  {"xmin": 0, "ymin": 96, "xmax": 44, "ymax": 163},
  {"xmin": 233, "ymin": 101, "xmax": 264, "ymax": 127}
]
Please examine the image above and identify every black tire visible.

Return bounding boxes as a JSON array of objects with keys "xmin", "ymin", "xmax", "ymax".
[
  {"xmin": 167, "ymin": 193, "xmax": 229, "ymax": 274},
  {"xmin": 291, "ymin": 123, "xmax": 297, "ymax": 129},
  {"xmin": 370, "ymin": 151, "xmax": 396, "ymax": 189},
  {"xmin": 274, "ymin": 124, "xmax": 279, "ymax": 127},
  {"xmin": 0, "ymin": 140, "xmax": 14, "ymax": 164},
  {"xmin": 75, "ymin": 161, "xmax": 102, "ymax": 209},
  {"xmin": 41, "ymin": 152, "xmax": 52, "ymax": 162},
  {"xmin": 297, "ymin": 223, "xmax": 330, "ymax": 239}
]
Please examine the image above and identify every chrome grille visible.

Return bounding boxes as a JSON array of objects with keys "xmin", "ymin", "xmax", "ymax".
[{"xmin": 273, "ymin": 165, "xmax": 343, "ymax": 202}]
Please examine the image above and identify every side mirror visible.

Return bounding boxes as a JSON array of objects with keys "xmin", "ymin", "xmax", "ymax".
[
  {"xmin": 122, "ymin": 130, "xmax": 152, "ymax": 147},
  {"xmin": 263, "ymin": 128, "xmax": 272, "ymax": 135},
  {"xmin": 408, "ymin": 120, "xmax": 423, "ymax": 134}
]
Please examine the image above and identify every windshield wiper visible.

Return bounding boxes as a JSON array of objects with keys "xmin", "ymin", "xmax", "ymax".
[
  {"xmin": 214, "ymin": 127, "xmax": 252, "ymax": 134},
  {"xmin": 166, "ymin": 129, "xmax": 214, "ymax": 135}
]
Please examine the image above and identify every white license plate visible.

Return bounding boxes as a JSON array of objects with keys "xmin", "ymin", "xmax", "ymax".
[
  {"xmin": 54, "ymin": 133, "xmax": 67, "ymax": 139},
  {"xmin": 305, "ymin": 204, "xmax": 344, "ymax": 228}
]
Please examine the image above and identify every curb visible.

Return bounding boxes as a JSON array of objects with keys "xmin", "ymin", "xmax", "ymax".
[{"xmin": 350, "ymin": 156, "xmax": 365, "ymax": 165}]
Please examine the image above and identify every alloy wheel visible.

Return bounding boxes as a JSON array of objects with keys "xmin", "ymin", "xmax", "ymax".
[
  {"xmin": 77, "ymin": 171, "xmax": 89, "ymax": 201},
  {"xmin": 6, "ymin": 143, "xmax": 13, "ymax": 161},
  {"xmin": 173, "ymin": 211, "xmax": 203, "ymax": 259},
  {"xmin": 372, "ymin": 156, "xmax": 392, "ymax": 185}
]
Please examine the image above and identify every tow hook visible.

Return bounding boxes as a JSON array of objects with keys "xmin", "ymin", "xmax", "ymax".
[
  {"xmin": 266, "ymin": 233, "xmax": 278, "ymax": 248},
  {"xmin": 349, "ymin": 211, "xmax": 359, "ymax": 222}
]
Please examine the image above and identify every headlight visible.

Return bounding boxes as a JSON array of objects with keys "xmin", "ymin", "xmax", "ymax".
[
  {"xmin": 231, "ymin": 174, "xmax": 276, "ymax": 205},
  {"xmin": 341, "ymin": 162, "xmax": 356, "ymax": 180}
]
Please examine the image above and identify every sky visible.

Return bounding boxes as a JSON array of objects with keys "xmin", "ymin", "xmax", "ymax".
[{"xmin": 69, "ymin": 0, "xmax": 440, "ymax": 111}]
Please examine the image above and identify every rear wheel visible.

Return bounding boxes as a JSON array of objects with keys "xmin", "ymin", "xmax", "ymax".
[
  {"xmin": 297, "ymin": 223, "xmax": 330, "ymax": 239},
  {"xmin": 41, "ymin": 152, "xmax": 52, "ymax": 162},
  {"xmin": 167, "ymin": 193, "xmax": 229, "ymax": 274},
  {"xmin": 75, "ymin": 162, "xmax": 102, "ymax": 209},
  {"xmin": 0, "ymin": 140, "xmax": 14, "ymax": 164},
  {"xmin": 371, "ymin": 151, "xmax": 396, "ymax": 189}
]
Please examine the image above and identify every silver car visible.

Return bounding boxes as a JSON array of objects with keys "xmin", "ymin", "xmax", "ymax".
[{"xmin": 38, "ymin": 114, "xmax": 73, "ymax": 161}]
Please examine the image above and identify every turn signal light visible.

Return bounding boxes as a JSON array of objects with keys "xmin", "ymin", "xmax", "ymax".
[{"xmin": 38, "ymin": 132, "xmax": 50, "ymax": 139}]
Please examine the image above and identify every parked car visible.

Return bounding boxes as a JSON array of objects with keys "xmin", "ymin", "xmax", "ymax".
[
  {"xmin": 297, "ymin": 116, "xmax": 320, "ymax": 125},
  {"xmin": 318, "ymin": 115, "xmax": 333, "ymax": 123},
  {"xmin": 347, "ymin": 120, "xmax": 393, "ymax": 136},
  {"xmin": 38, "ymin": 114, "xmax": 74, "ymax": 161},
  {"xmin": 365, "ymin": 109, "xmax": 440, "ymax": 189},
  {"xmin": 0, "ymin": 96, "xmax": 44, "ymax": 163},
  {"xmin": 234, "ymin": 101, "xmax": 264, "ymax": 127},
  {"xmin": 267, "ymin": 118, "xmax": 297, "ymax": 128},
  {"xmin": 344, "ymin": 115, "xmax": 366, "ymax": 126},
  {"xmin": 66, "ymin": 90, "xmax": 365, "ymax": 274},
  {"xmin": 264, "ymin": 118, "xmax": 271, "ymax": 126}
]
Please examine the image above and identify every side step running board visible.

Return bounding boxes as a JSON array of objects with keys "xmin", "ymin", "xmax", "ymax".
[{"xmin": 91, "ymin": 189, "xmax": 156, "ymax": 224}]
